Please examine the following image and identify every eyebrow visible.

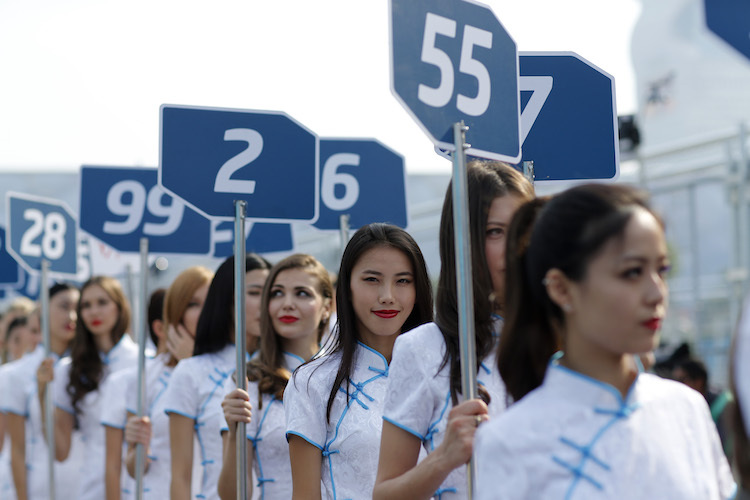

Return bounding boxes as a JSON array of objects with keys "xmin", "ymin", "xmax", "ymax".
[{"xmin": 360, "ymin": 269, "xmax": 414, "ymax": 276}]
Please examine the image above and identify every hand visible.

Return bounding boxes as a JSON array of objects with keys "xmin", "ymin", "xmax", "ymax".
[
  {"xmin": 221, "ymin": 388, "xmax": 252, "ymax": 433},
  {"xmin": 166, "ymin": 324, "xmax": 195, "ymax": 361},
  {"xmin": 125, "ymin": 416, "xmax": 152, "ymax": 448},
  {"xmin": 435, "ymin": 398, "xmax": 489, "ymax": 471},
  {"xmin": 36, "ymin": 358, "xmax": 55, "ymax": 385}
]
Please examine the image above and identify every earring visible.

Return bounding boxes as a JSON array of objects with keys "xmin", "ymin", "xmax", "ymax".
[{"xmin": 562, "ymin": 303, "xmax": 572, "ymax": 313}]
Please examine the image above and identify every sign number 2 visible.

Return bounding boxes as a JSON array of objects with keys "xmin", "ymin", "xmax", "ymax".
[{"xmin": 19, "ymin": 209, "xmax": 66, "ymax": 260}]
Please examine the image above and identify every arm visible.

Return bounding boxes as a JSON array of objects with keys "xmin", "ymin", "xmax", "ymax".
[
  {"xmin": 373, "ymin": 399, "xmax": 488, "ymax": 500},
  {"xmin": 124, "ymin": 413, "xmax": 152, "ymax": 479},
  {"xmin": 36, "ymin": 357, "xmax": 73, "ymax": 460},
  {"xmin": 104, "ymin": 426, "xmax": 124, "ymax": 500},
  {"xmin": 8, "ymin": 412, "xmax": 28, "ymax": 500},
  {"xmin": 217, "ymin": 388, "xmax": 254, "ymax": 500},
  {"xmin": 169, "ymin": 413, "xmax": 195, "ymax": 500},
  {"xmin": 288, "ymin": 435, "xmax": 322, "ymax": 500}
]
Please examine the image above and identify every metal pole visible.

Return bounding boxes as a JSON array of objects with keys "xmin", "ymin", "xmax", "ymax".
[
  {"xmin": 522, "ymin": 160, "xmax": 535, "ymax": 188},
  {"xmin": 41, "ymin": 260, "xmax": 55, "ymax": 500},
  {"xmin": 135, "ymin": 238, "xmax": 148, "ymax": 500},
  {"xmin": 339, "ymin": 214, "xmax": 350, "ymax": 259},
  {"xmin": 451, "ymin": 121, "xmax": 477, "ymax": 498},
  {"xmin": 234, "ymin": 200, "xmax": 248, "ymax": 500}
]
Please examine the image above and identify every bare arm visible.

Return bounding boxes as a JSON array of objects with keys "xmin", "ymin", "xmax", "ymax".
[
  {"xmin": 169, "ymin": 413, "xmax": 195, "ymax": 500},
  {"xmin": 35, "ymin": 358, "xmax": 73, "ymax": 461},
  {"xmin": 373, "ymin": 399, "xmax": 488, "ymax": 500},
  {"xmin": 8, "ymin": 413, "xmax": 28, "ymax": 500},
  {"xmin": 218, "ymin": 389, "xmax": 254, "ymax": 500},
  {"xmin": 288, "ymin": 435, "xmax": 322, "ymax": 500},
  {"xmin": 104, "ymin": 426, "xmax": 124, "ymax": 500}
]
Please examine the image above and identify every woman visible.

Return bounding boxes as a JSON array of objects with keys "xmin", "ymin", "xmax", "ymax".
[
  {"xmin": 219, "ymin": 253, "xmax": 333, "ymax": 500},
  {"xmin": 40, "ymin": 276, "xmax": 137, "ymax": 500},
  {"xmin": 162, "ymin": 254, "xmax": 271, "ymax": 500},
  {"xmin": 475, "ymin": 184, "xmax": 734, "ymax": 499},
  {"xmin": 5, "ymin": 284, "xmax": 81, "ymax": 500},
  {"xmin": 374, "ymin": 161, "xmax": 534, "ymax": 499},
  {"xmin": 285, "ymin": 224, "xmax": 433, "ymax": 500},
  {"xmin": 123, "ymin": 267, "xmax": 213, "ymax": 499}
]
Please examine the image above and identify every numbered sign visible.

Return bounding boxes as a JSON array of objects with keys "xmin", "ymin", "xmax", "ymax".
[
  {"xmin": 704, "ymin": 0, "xmax": 750, "ymax": 62},
  {"xmin": 211, "ymin": 220, "xmax": 294, "ymax": 257},
  {"xmin": 160, "ymin": 104, "xmax": 319, "ymax": 222},
  {"xmin": 518, "ymin": 52, "xmax": 619, "ymax": 181},
  {"xmin": 6, "ymin": 193, "xmax": 78, "ymax": 277},
  {"xmin": 390, "ymin": 0, "xmax": 521, "ymax": 162},
  {"xmin": 314, "ymin": 139, "xmax": 408, "ymax": 230},
  {"xmin": 0, "ymin": 226, "xmax": 22, "ymax": 287},
  {"xmin": 80, "ymin": 166, "xmax": 212, "ymax": 254}
]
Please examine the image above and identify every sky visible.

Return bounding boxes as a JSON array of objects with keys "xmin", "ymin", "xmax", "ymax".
[{"xmin": 0, "ymin": 0, "xmax": 641, "ymax": 175}]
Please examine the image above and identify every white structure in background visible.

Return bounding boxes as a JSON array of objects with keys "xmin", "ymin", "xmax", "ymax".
[{"xmin": 632, "ymin": 0, "xmax": 750, "ymax": 384}]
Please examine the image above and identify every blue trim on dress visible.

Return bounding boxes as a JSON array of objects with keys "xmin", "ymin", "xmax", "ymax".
[
  {"xmin": 164, "ymin": 409, "xmax": 197, "ymax": 420},
  {"xmin": 382, "ymin": 416, "xmax": 425, "ymax": 441},
  {"xmin": 286, "ymin": 431, "xmax": 324, "ymax": 450},
  {"xmin": 282, "ymin": 351, "xmax": 306, "ymax": 367}
]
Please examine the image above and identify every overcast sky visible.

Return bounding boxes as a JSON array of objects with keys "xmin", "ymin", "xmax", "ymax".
[{"xmin": 0, "ymin": 0, "xmax": 641, "ymax": 174}]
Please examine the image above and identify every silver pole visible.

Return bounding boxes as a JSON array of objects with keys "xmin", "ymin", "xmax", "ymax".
[
  {"xmin": 41, "ymin": 260, "xmax": 55, "ymax": 500},
  {"xmin": 522, "ymin": 160, "xmax": 535, "ymax": 187},
  {"xmin": 451, "ymin": 121, "xmax": 477, "ymax": 498},
  {"xmin": 234, "ymin": 200, "xmax": 248, "ymax": 500},
  {"xmin": 339, "ymin": 214, "xmax": 350, "ymax": 259},
  {"xmin": 135, "ymin": 238, "xmax": 148, "ymax": 500}
]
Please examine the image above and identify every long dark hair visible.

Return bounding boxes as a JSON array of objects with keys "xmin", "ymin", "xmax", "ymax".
[
  {"xmin": 436, "ymin": 160, "xmax": 533, "ymax": 405},
  {"xmin": 498, "ymin": 183, "xmax": 658, "ymax": 402},
  {"xmin": 323, "ymin": 223, "xmax": 433, "ymax": 422},
  {"xmin": 193, "ymin": 254, "xmax": 271, "ymax": 356},
  {"xmin": 249, "ymin": 254, "xmax": 333, "ymax": 407},
  {"xmin": 67, "ymin": 276, "xmax": 130, "ymax": 417}
]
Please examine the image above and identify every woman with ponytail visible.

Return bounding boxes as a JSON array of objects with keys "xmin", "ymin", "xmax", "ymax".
[
  {"xmin": 475, "ymin": 183, "xmax": 734, "ymax": 499},
  {"xmin": 374, "ymin": 161, "xmax": 533, "ymax": 499}
]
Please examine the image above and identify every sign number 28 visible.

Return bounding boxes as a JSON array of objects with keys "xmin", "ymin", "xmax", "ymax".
[{"xmin": 20, "ymin": 209, "xmax": 66, "ymax": 260}]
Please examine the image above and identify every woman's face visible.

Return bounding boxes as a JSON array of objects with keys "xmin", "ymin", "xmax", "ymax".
[
  {"xmin": 6, "ymin": 322, "xmax": 35, "ymax": 361},
  {"xmin": 562, "ymin": 208, "xmax": 669, "ymax": 360},
  {"xmin": 181, "ymin": 283, "xmax": 209, "ymax": 337},
  {"xmin": 245, "ymin": 269, "xmax": 269, "ymax": 339},
  {"xmin": 80, "ymin": 284, "xmax": 120, "ymax": 338},
  {"xmin": 350, "ymin": 246, "xmax": 416, "ymax": 345},
  {"xmin": 268, "ymin": 268, "xmax": 329, "ymax": 344},
  {"xmin": 49, "ymin": 289, "xmax": 79, "ymax": 344},
  {"xmin": 484, "ymin": 194, "xmax": 524, "ymax": 312}
]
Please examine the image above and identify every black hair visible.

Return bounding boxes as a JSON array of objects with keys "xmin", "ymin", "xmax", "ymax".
[
  {"xmin": 5, "ymin": 315, "xmax": 29, "ymax": 342},
  {"xmin": 323, "ymin": 223, "xmax": 434, "ymax": 422},
  {"xmin": 498, "ymin": 183, "xmax": 659, "ymax": 402},
  {"xmin": 193, "ymin": 254, "xmax": 272, "ymax": 356},
  {"xmin": 436, "ymin": 160, "xmax": 534, "ymax": 405},
  {"xmin": 147, "ymin": 288, "xmax": 166, "ymax": 348}
]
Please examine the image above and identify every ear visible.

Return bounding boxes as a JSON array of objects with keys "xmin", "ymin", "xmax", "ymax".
[
  {"xmin": 151, "ymin": 319, "xmax": 165, "ymax": 340},
  {"xmin": 543, "ymin": 268, "xmax": 574, "ymax": 313}
]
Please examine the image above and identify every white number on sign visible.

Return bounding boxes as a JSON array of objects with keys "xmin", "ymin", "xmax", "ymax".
[
  {"xmin": 215, "ymin": 128, "xmax": 262, "ymax": 194},
  {"xmin": 104, "ymin": 180, "xmax": 185, "ymax": 236},
  {"xmin": 20, "ymin": 209, "xmax": 66, "ymax": 260},
  {"xmin": 418, "ymin": 13, "xmax": 493, "ymax": 116},
  {"xmin": 321, "ymin": 153, "xmax": 360, "ymax": 211},
  {"xmin": 519, "ymin": 76, "xmax": 553, "ymax": 145}
]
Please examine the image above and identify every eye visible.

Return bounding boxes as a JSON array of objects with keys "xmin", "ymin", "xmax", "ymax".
[
  {"xmin": 270, "ymin": 289, "xmax": 283, "ymax": 298},
  {"xmin": 186, "ymin": 301, "xmax": 200, "ymax": 308},
  {"xmin": 622, "ymin": 267, "xmax": 642, "ymax": 279},
  {"xmin": 658, "ymin": 264, "xmax": 672, "ymax": 277},
  {"xmin": 362, "ymin": 276, "xmax": 378, "ymax": 283},
  {"xmin": 246, "ymin": 289, "xmax": 261, "ymax": 297},
  {"xmin": 296, "ymin": 289, "xmax": 312, "ymax": 298},
  {"xmin": 397, "ymin": 277, "xmax": 413, "ymax": 285},
  {"xmin": 486, "ymin": 227, "xmax": 505, "ymax": 238}
]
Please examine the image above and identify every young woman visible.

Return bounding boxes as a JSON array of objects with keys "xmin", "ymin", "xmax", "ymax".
[
  {"xmin": 218, "ymin": 253, "xmax": 334, "ymax": 500},
  {"xmin": 122, "ymin": 267, "xmax": 213, "ymax": 499},
  {"xmin": 286, "ymin": 224, "xmax": 434, "ymax": 499},
  {"xmin": 162, "ymin": 254, "xmax": 271, "ymax": 500},
  {"xmin": 5, "ymin": 284, "xmax": 81, "ymax": 500},
  {"xmin": 39, "ymin": 276, "xmax": 137, "ymax": 500},
  {"xmin": 373, "ymin": 161, "xmax": 533, "ymax": 499},
  {"xmin": 474, "ymin": 184, "xmax": 735, "ymax": 499}
]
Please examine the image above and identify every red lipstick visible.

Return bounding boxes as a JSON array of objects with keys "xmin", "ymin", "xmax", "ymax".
[
  {"xmin": 642, "ymin": 318, "xmax": 662, "ymax": 331},
  {"xmin": 91, "ymin": 319, "xmax": 102, "ymax": 327},
  {"xmin": 279, "ymin": 316, "xmax": 298, "ymax": 324},
  {"xmin": 373, "ymin": 310, "xmax": 399, "ymax": 319}
]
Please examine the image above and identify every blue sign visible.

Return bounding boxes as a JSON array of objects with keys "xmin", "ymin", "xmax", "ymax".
[
  {"xmin": 314, "ymin": 139, "xmax": 408, "ymax": 230},
  {"xmin": 517, "ymin": 52, "xmax": 619, "ymax": 181},
  {"xmin": 704, "ymin": 0, "xmax": 750, "ymax": 61},
  {"xmin": 211, "ymin": 220, "xmax": 294, "ymax": 257},
  {"xmin": 80, "ymin": 166, "xmax": 212, "ymax": 254},
  {"xmin": 6, "ymin": 193, "xmax": 78, "ymax": 277},
  {"xmin": 0, "ymin": 227, "xmax": 22, "ymax": 287},
  {"xmin": 160, "ymin": 104, "xmax": 319, "ymax": 222},
  {"xmin": 390, "ymin": 0, "xmax": 521, "ymax": 162}
]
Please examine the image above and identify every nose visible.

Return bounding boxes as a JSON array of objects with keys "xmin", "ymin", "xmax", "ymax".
[
  {"xmin": 379, "ymin": 283, "xmax": 395, "ymax": 304},
  {"xmin": 645, "ymin": 270, "xmax": 668, "ymax": 306},
  {"xmin": 281, "ymin": 294, "xmax": 296, "ymax": 310}
]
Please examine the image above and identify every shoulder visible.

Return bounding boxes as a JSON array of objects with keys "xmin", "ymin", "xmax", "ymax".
[
  {"xmin": 636, "ymin": 373, "xmax": 709, "ymax": 412},
  {"xmin": 286, "ymin": 353, "xmax": 340, "ymax": 400},
  {"xmin": 391, "ymin": 322, "xmax": 447, "ymax": 374}
]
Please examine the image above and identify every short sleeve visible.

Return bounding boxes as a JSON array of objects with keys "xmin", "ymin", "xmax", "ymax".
[
  {"xmin": 4, "ymin": 363, "xmax": 32, "ymax": 416},
  {"xmin": 283, "ymin": 362, "xmax": 330, "ymax": 450},
  {"xmin": 101, "ymin": 368, "xmax": 135, "ymax": 428},
  {"xmin": 162, "ymin": 358, "xmax": 200, "ymax": 420},
  {"xmin": 0, "ymin": 365, "xmax": 10, "ymax": 412},
  {"xmin": 382, "ymin": 331, "xmax": 441, "ymax": 440},
  {"xmin": 475, "ymin": 423, "xmax": 525, "ymax": 500},
  {"xmin": 53, "ymin": 359, "xmax": 75, "ymax": 415}
]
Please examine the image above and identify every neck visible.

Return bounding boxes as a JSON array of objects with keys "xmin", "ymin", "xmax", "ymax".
[
  {"xmin": 358, "ymin": 331, "xmax": 398, "ymax": 363},
  {"xmin": 50, "ymin": 336, "xmax": 69, "ymax": 356},
  {"xmin": 561, "ymin": 335, "xmax": 636, "ymax": 398},
  {"xmin": 281, "ymin": 335, "xmax": 318, "ymax": 362},
  {"xmin": 94, "ymin": 333, "xmax": 116, "ymax": 354}
]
